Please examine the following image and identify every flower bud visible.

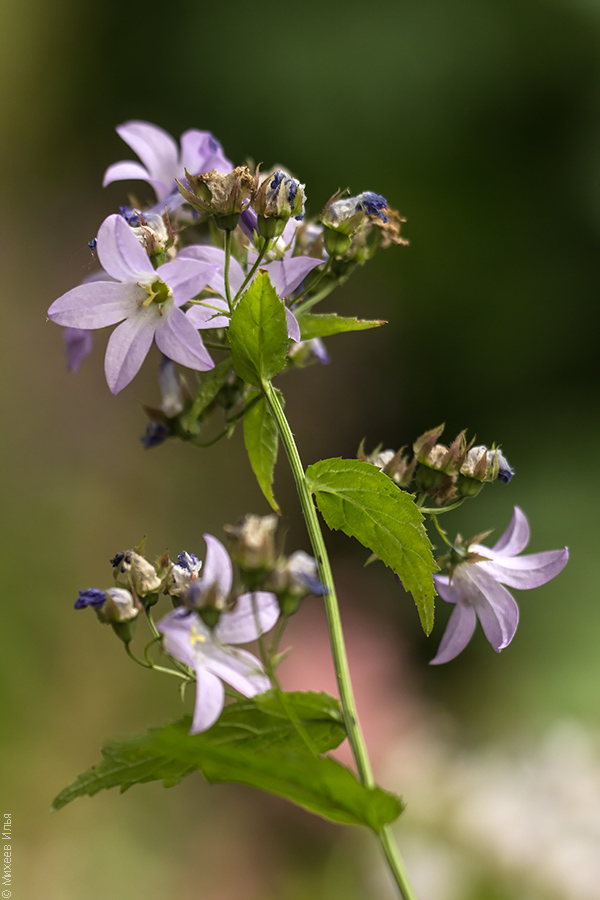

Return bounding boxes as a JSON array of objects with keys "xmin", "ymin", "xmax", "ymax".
[
  {"xmin": 288, "ymin": 337, "xmax": 330, "ymax": 368},
  {"xmin": 167, "ymin": 551, "xmax": 203, "ymax": 597},
  {"xmin": 253, "ymin": 170, "xmax": 305, "ymax": 239},
  {"xmin": 321, "ymin": 191, "xmax": 389, "ymax": 237},
  {"xmin": 266, "ymin": 550, "xmax": 326, "ymax": 616},
  {"xmin": 110, "ymin": 550, "xmax": 162, "ymax": 596},
  {"xmin": 224, "ymin": 514, "xmax": 278, "ymax": 573},
  {"xmin": 177, "ymin": 166, "xmax": 256, "ymax": 230},
  {"xmin": 457, "ymin": 446, "xmax": 514, "ymax": 497},
  {"xmin": 359, "ymin": 442, "xmax": 416, "ymax": 487},
  {"xmin": 75, "ymin": 587, "xmax": 139, "ymax": 643}
]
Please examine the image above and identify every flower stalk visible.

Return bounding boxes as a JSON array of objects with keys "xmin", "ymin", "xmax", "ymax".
[{"xmin": 262, "ymin": 379, "xmax": 417, "ymax": 900}]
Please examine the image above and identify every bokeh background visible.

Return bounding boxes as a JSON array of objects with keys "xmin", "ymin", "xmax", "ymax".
[{"xmin": 2, "ymin": 1, "xmax": 600, "ymax": 898}]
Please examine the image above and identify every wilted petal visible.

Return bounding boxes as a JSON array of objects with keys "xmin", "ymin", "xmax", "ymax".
[
  {"xmin": 114, "ymin": 121, "xmax": 179, "ymax": 198},
  {"xmin": 264, "ymin": 256, "xmax": 322, "ymax": 298},
  {"xmin": 97, "ymin": 214, "xmax": 155, "ymax": 283},
  {"xmin": 48, "ymin": 281, "xmax": 141, "ymax": 328},
  {"xmin": 488, "ymin": 506, "xmax": 530, "ymax": 556},
  {"xmin": 204, "ymin": 644, "xmax": 271, "ymax": 697},
  {"xmin": 190, "ymin": 668, "xmax": 225, "ymax": 733},
  {"xmin": 430, "ymin": 602, "xmax": 477, "ymax": 665},
  {"xmin": 104, "ymin": 310, "xmax": 156, "ymax": 394},
  {"xmin": 202, "ymin": 534, "xmax": 233, "ymax": 600},
  {"xmin": 155, "ymin": 308, "xmax": 214, "ymax": 371},
  {"xmin": 478, "ymin": 547, "xmax": 569, "ymax": 590},
  {"xmin": 216, "ymin": 592, "xmax": 280, "ymax": 644},
  {"xmin": 158, "ymin": 258, "xmax": 219, "ymax": 306}
]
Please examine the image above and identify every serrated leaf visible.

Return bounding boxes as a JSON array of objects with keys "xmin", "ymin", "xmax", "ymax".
[
  {"xmin": 184, "ymin": 357, "xmax": 233, "ymax": 430},
  {"xmin": 244, "ymin": 394, "xmax": 280, "ymax": 512},
  {"xmin": 155, "ymin": 732, "xmax": 404, "ymax": 831},
  {"xmin": 306, "ymin": 458, "xmax": 437, "ymax": 634},
  {"xmin": 53, "ymin": 691, "xmax": 402, "ymax": 830},
  {"xmin": 53, "ymin": 692, "xmax": 344, "ymax": 808},
  {"xmin": 297, "ymin": 313, "xmax": 386, "ymax": 340},
  {"xmin": 228, "ymin": 271, "xmax": 289, "ymax": 387}
]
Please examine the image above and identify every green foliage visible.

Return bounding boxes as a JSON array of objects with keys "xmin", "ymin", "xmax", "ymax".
[
  {"xmin": 228, "ymin": 272, "xmax": 289, "ymax": 387},
  {"xmin": 243, "ymin": 394, "xmax": 280, "ymax": 512},
  {"xmin": 297, "ymin": 312, "xmax": 386, "ymax": 340},
  {"xmin": 306, "ymin": 458, "xmax": 438, "ymax": 633},
  {"xmin": 52, "ymin": 691, "xmax": 402, "ymax": 831},
  {"xmin": 183, "ymin": 357, "xmax": 232, "ymax": 430}
]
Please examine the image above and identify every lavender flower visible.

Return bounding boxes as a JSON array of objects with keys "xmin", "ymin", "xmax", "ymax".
[
  {"xmin": 157, "ymin": 535, "xmax": 280, "ymax": 733},
  {"xmin": 180, "ymin": 226, "xmax": 322, "ymax": 342},
  {"xmin": 48, "ymin": 214, "xmax": 217, "ymax": 393},
  {"xmin": 430, "ymin": 507, "xmax": 568, "ymax": 664},
  {"xmin": 103, "ymin": 121, "xmax": 231, "ymax": 202}
]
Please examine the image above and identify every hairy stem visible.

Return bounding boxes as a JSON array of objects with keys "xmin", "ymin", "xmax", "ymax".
[{"xmin": 262, "ymin": 379, "xmax": 417, "ymax": 900}]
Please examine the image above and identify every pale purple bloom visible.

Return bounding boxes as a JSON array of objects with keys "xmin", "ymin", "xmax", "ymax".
[
  {"xmin": 48, "ymin": 214, "xmax": 217, "ymax": 393},
  {"xmin": 63, "ymin": 327, "xmax": 93, "ymax": 373},
  {"xmin": 430, "ymin": 507, "xmax": 568, "ymax": 665},
  {"xmin": 180, "ymin": 229, "xmax": 322, "ymax": 342},
  {"xmin": 103, "ymin": 121, "xmax": 232, "ymax": 203},
  {"xmin": 157, "ymin": 535, "xmax": 280, "ymax": 733}
]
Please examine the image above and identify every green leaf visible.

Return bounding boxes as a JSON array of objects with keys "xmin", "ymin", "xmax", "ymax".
[
  {"xmin": 306, "ymin": 458, "xmax": 438, "ymax": 634},
  {"xmin": 228, "ymin": 271, "xmax": 289, "ymax": 387},
  {"xmin": 53, "ymin": 691, "xmax": 402, "ymax": 830},
  {"xmin": 184, "ymin": 357, "xmax": 233, "ymax": 430},
  {"xmin": 297, "ymin": 313, "xmax": 387, "ymax": 340},
  {"xmin": 244, "ymin": 394, "xmax": 280, "ymax": 512},
  {"xmin": 53, "ymin": 692, "xmax": 343, "ymax": 808}
]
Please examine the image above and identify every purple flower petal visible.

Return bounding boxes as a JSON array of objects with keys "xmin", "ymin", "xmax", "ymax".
[
  {"xmin": 180, "ymin": 130, "xmax": 232, "ymax": 176},
  {"xmin": 432, "ymin": 574, "xmax": 455, "ymax": 604},
  {"xmin": 104, "ymin": 310, "xmax": 156, "ymax": 394},
  {"xmin": 157, "ymin": 258, "xmax": 219, "ymax": 306},
  {"xmin": 48, "ymin": 281, "xmax": 141, "ymax": 328},
  {"xmin": 489, "ymin": 506, "xmax": 530, "ymax": 556},
  {"xmin": 202, "ymin": 534, "xmax": 232, "ymax": 600},
  {"xmin": 477, "ymin": 547, "xmax": 569, "ymax": 590},
  {"xmin": 64, "ymin": 328, "xmax": 93, "ymax": 373},
  {"xmin": 263, "ymin": 256, "xmax": 322, "ymax": 298},
  {"xmin": 103, "ymin": 160, "xmax": 156, "ymax": 191},
  {"xmin": 203, "ymin": 645, "xmax": 271, "ymax": 697},
  {"xmin": 430, "ymin": 602, "xmax": 477, "ymax": 665},
  {"xmin": 155, "ymin": 308, "xmax": 214, "ymax": 371},
  {"xmin": 285, "ymin": 308, "xmax": 301, "ymax": 342},
  {"xmin": 113, "ymin": 121, "xmax": 179, "ymax": 199},
  {"xmin": 191, "ymin": 668, "xmax": 225, "ymax": 733},
  {"xmin": 178, "ymin": 245, "xmax": 245, "ymax": 296},
  {"xmin": 97, "ymin": 214, "xmax": 154, "ymax": 283},
  {"xmin": 186, "ymin": 301, "xmax": 230, "ymax": 330},
  {"xmin": 463, "ymin": 567, "xmax": 520, "ymax": 651},
  {"xmin": 216, "ymin": 592, "xmax": 280, "ymax": 645}
]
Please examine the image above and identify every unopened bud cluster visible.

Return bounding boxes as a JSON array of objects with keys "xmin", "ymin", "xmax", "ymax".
[{"xmin": 361, "ymin": 424, "xmax": 514, "ymax": 506}]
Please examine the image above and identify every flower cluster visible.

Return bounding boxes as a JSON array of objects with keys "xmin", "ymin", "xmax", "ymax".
[
  {"xmin": 48, "ymin": 120, "xmax": 404, "ymax": 397},
  {"xmin": 73, "ymin": 517, "xmax": 325, "ymax": 732}
]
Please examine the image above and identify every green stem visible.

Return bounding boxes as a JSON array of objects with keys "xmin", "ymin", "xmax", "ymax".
[
  {"xmin": 224, "ymin": 230, "xmax": 234, "ymax": 314},
  {"xmin": 262, "ymin": 379, "xmax": 417, "ymax": 900},
  {"xmin": 262, "ymin": 380, "xmax": 373, "ymax": 782},
  {"xmin": 233, "ymin": 240, "xmax": 271, "ymax": 304}
]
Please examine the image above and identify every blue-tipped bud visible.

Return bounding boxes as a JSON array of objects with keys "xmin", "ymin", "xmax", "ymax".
[{"xmin": 253, "ymin": 169, "xmax": 305, "ymax": 238}]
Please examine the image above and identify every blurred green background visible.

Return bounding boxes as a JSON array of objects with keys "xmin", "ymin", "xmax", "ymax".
[{"xmin": 2, "ymin": 1, "xmax": 600, "ymax": 898}]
